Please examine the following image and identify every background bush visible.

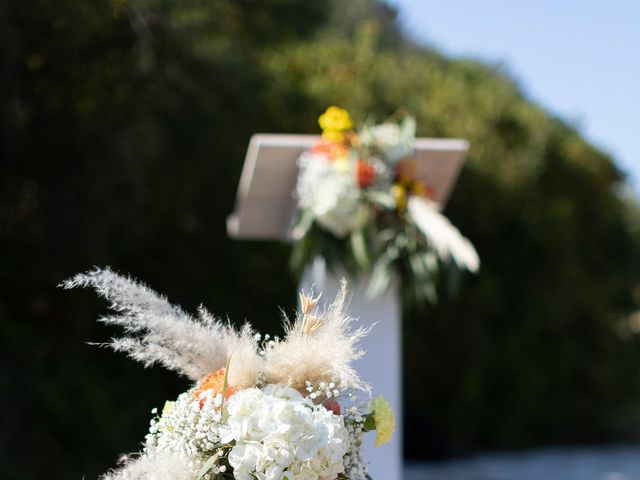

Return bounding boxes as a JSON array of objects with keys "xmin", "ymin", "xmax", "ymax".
[{"xmin": 1, "ymin": 0, "xmax": 639, "ymax": 477}]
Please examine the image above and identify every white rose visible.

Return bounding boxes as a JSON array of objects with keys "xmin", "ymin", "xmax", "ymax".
[{"xmin": 360, "ymin": 117, "xmax": 416, "ymax": 163}]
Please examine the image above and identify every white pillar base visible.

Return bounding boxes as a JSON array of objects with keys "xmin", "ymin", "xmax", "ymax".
[{"xmin": 300, "ymin": 257, "xmax": 402, "ymax": 480}]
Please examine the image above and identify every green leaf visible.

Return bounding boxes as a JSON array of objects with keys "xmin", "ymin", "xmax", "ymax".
[
  {"xmin": 362, "ymin": 413, "xmax": 376, "ymax": 431},
  {"xmin": 409, "ymin": 252, "xmax": 426, "ymax": 278},
  {"xmin": 367, "ymin": 191, "xmax": 396, "ymax": 209},
  {"xmin": 197, "ymin": 456, "xmax": 218, "ymax": 480},
  {"xmin": 376, "ymin": 228, "xmax": 397, "ymax": 247},
  {"xmin": 367, "ymin": 257, "xmax": 392, "ymax": 299},
  {"xmin": 289, "ymin": 229, "xmax": 314, "ymax": 276},
  {"xmin": 423, "ymin": 251, "xmax": 438, "ymax": 272},
  {"xmin": 350, "ymin": 229, "xmax": 369, "ymax": 270},
  {"xmin": 290, "ymin": 209, "xmax": 315, "ymax": 240}
]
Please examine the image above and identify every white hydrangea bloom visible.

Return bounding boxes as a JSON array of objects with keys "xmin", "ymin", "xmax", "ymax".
[
  {"xmin": 296, "ymin": 152, "xmax": 365, "ymax": 238},
  {"xmin": 222, "ymin": 387, "xmax": 349, "ymax": 480}
]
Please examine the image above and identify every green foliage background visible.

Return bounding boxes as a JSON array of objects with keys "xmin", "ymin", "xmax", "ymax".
[{"xmin": 1, "ymin": 0, "xmax": 640, "ymax": 477}]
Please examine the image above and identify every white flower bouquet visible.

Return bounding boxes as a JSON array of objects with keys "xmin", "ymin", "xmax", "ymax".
[
  {"xmin": 63, "ymin": 268, "xmax": 394, "ymax": 480},
  {"xmin": 291, "ymin": 106, "xmax": 480, "ymax": 303}
]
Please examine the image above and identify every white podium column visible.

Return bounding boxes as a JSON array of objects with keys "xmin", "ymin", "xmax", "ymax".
[{"xmin": 300, "ymin": 257, "xmax": 403, "ymax": 480}]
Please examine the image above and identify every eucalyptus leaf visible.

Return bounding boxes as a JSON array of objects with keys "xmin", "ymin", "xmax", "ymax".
[
  {"xmin": 367, "ymin": 258, "xmax": 392, "ymax": 299},
  {"xmin": 377, "ymin": 228, "xmax": 397, "ymax": 246},
  {"xmin": 386, "ymin": 245, "xmax": 399, "ymax": 260},
  {"xmin": 409, "ymin": 252, "xmax": 426, "ymax": 278},
  {"xmin": 290, "ymin": 209, "xmax": 315, "ymax": 240},
  {"xmin": 367, "ymin": 191, "xmax": 396, "ymax": 209},
  {"xmin": 350, "ymin": 229, "xmax": 370, "ymax": 270},
  {"xmin": 393, "ymin": 232, "xmax": 408, "ymax": 250},
  {"xmin": 423, "ymin": 251, "xmax": 438, "ymax": 272},
  {"xmin": 289, "ymin": 232, "xmax": 312, "ymax": 275}
]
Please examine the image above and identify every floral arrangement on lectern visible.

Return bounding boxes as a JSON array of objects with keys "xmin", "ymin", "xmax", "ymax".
[
  {"xmin": 63, "ymin": 268, "xmax": 394, "ymax": 480},
  {"xmin": 291, "ymin": 106, "xmax": 479, "ymax": 303}
]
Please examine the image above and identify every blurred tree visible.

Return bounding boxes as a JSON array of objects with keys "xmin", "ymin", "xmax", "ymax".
[
  {"xmin": 0, "ymin": 0, "xmax": 328, "ymax": 477},
  {"xmin": 263, "ymin": 23, "xmax": 640, "ymax": 456},
  {"xmin": 412, "ymin": 132, "xmax": 640, "ymax": 455},
  {"xmin": 1, "ymin": 0, "xmax": 639, "ymax": 478}
]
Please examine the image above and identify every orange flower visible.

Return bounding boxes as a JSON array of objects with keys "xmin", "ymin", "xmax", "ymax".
[
  {"xmin": 312, "ymin": 141, "xmax": 348, "ymax": 161},
  {"xmin": 193, "ymin": 368, "xmax": 234, "ymax": 408},
  {"xmin": 356, "ymin": 161, "xmax": 375, "ymax": 187}
]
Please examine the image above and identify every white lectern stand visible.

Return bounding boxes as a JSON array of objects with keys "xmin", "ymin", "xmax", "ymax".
[
  {"xmin": 228, "ymin": 134, "xmax": 469, "ymax": 480},
  {"xmin": 300, "ymin": 257, "xmax": 402, "ymax": 480}
]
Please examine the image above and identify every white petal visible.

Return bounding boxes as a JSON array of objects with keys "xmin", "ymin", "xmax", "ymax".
[{"xmin": 407, "ymin": 196, "xmax": 480, "ymax": 272}]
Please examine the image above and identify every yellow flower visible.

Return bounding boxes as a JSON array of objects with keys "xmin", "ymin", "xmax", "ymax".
[
  {"xmin": 322, "ymin": 129, "xmax": 346, "ymax": 142},
  {"xmin": 371, "ymin": 395, "xmax": 395, "ymax": 447},
  {"xmin": 318, "ymin": 106, "xmax": 353, "ymax": 139},
  {"xmin": 391, "ymin": 184, "xmax": 407, "ymax": 212},
  {"xmin": 411, "ymin": 182, "xmax": 426, "ymax": 196}
]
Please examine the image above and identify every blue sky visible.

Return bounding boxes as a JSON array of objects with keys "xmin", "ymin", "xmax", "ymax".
[{"xmin": 388, "ymin": 0, "xmax": 640, "ymax": 195}]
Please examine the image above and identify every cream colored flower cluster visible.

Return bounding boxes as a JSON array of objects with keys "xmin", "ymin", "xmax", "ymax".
[
  {"xmin": 144, "ymin": 384, "xmax": 354, "ymax": 480},
  {"xmin": 145, "ymin": 390, "xmax": 225, "ymax": 472}
]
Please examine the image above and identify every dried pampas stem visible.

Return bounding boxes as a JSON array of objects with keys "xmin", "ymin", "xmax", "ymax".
[
  {"xmin": 264, "ymin": 279, "xmax": 371, "ymax": 394},
  {"xmin": 60, "ymin": 267, "xmax": 259, "ymax": 384},
  {"xmin": 62, "ymin": 268, "xmax": 369, "ymax": 396},
  {"xmin": 298, "ymin": 291, "xmax": 324, "ymax": 337}
]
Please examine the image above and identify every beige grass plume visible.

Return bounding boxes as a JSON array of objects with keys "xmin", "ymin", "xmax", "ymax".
[
  {"xmin": 63, "ymin": 269, "xmax": 370, "ymax": 395},
  {"xmin": 263, "ymin": 280, "xmax": 371, "ymax": 394},
  {"xmin": 65, "ymin": 269, "xmax": 373, "ymax": 480},
  {"xmin": 61, "ymin": 267, "xmax": 260, "ymax": 386}
]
